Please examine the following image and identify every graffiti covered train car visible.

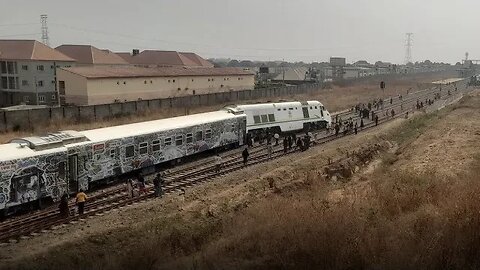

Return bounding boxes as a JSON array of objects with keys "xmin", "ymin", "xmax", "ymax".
[{"xmin": 0, "ymin": 110, "xmax": 246, "ymax": 215}]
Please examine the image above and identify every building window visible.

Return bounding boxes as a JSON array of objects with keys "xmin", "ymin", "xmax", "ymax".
[
  {"xmin": 51, "ymin": 65, "xmax": 54, "ymax": 69},
  {"xmin": 164, "ymin": 137, "xmax": 172, "ymax": 146},
  {"xmin": 186, "ymin": 133, "xmax": 193, "ymax": 144},
  {"xmin": 150, "ymin": 80, "xmax": 153, "ymax": 84},
  {"xmin": 22, "ymin": 65, "xmax": 28, "ymax": 71},
  {"xmin": 59, "ymin": 81, "xmax": 66, "ymax": 95},
  {"xmin": 192, "ymin": 79, "xmax": 194, "ymax": 82},
  {"xmin": 168, "ymin": 80, "xmax": 171, "ymax": 83},
  {"xmin": 8, "ymin": 77, "xmax": 17, "ymax": 89},
  {"xmin": 152, "ymin": 140, "xmax": 161, "ymax": 152},
  {"xmin": 125, "ymin": 145, "xmax": 135, "ymax": 158},
  {"xmin": 1, "ymin": 77, "xmax": 7, "ymax": 89},
  {"xmin": 205, "ymin": 129, "xmax": 212, "ymax": 139},
  {"xmin": 123, "ymin": 81, "xmax": 126, "ymax": 85},
  {"xmin": 208, "ymin": 79, "xmax": 210, "ymax": 82},
  {"xmin": 38, "ymin": 95, "xmax": 46, "ymax": 103},
  {"xmin": 211, "ymin": 78, "xmax": 214, "ymax": 81},
  {"xmin": 37, "ymin": 65, "xmax": 44, "ymax": 71},
  {"xmin": 220, "ymin": 84, "xmax": 224, "ymax": 88},
  {"xmin": 23, "ymin": 96, "xmax": 30, "ymax": 102},
  {"xmin": 175, "ymin": 135, "xmax": 183, "ymax": 146},
  {"xmin": 7, "ymin": 62, "xmax": 16, "ymax": 74},
  {"xmin": 117, "ymin": 81, "xmax": 120, "ymax": 85},
  {"xmin": 37, "ymin": 80, "xmax": 44, "ymax": 87},
  {"xmin": 22, "ymin": 80, "xmax": 29, "ymax": 86},
  {"xmin": 144, "ymin": 80, "xmax": 147, "ymax": 84},
  {"xmin": 139, "ymin": 142, "xmax": 148, "ymax": 155},
  {"xmin": 0, "ymin": 61, "xmax": 6, "ymax": 73},
  {"xmin": 195, "ymin": 131, "xmax": 203, "ymax": 141},
  {"xmin": 172, "ymin": 79, "xmax": 175, "ymax": 83}
]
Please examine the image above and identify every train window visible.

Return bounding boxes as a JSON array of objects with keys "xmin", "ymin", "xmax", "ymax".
[
  {"xmin": 289, "ymin": 108, "xmax": 293, "ymax": 110},
  {"xmin": 164, "ymin": 137, "xmax": 172, "ymax": 146},
  {"xmin": 310, "ymin": 106, "xmax": 313, "ymax": 109},
  {"xmin": 152, "ymin": 140, "xmax": 161, "ymax": 152},
  {"xmin": 277, "ymin": 109, "xmax": 281, "ymax": 111},
  {"xmin": 253, "ymin": 115, "xmax": 261, "ymax": 124},
  {"xmin": 268, "ymin": 114, "xmax": 275, "ymax": 122},
  {"xmin": 320, "ymin": 110, "xmax": 324, "ymax": 117},
  {"xmin": 110, "ymin": 149, "xmax": 115, "ymax": 158},
  {"xmin": 261, "ymin": 115, "xmax": 268, "ymax": 123},
  {"xmin": 315, "ymin": 106, "xmax": 318, "ymax": 109},
  {"xmin": 205, "ymin": 129, "xmax": 212, "ymax": 139},
  {"xmin": 175, "ymin": 135, "xmax": 183, "ymax": 146},
  {"xmin": 196, "ymin": 131, "xmax": 203, "ymax": 141},
  {"xmin": 186, "ymin": 133, "xmax": 193, "ymax": 143},
  {"xmin": 139, "ymin": 142, "xmax": 148, "ymax": 155},
  {"xmin": 125, "ymin": 145, "xmax": 135, "ymax": 158},
  {"xmin": 283, "ymin": 108, "xmax": 287, "ymax": 111}
]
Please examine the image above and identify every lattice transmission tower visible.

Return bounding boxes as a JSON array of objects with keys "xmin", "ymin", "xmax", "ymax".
[
  {"xmin": 405, "ymin": 33, "xmax": 413, "ymax": 64},
  {"xmin": 40, "ymin": 14, "xmax": 49, "ymax": 46}
]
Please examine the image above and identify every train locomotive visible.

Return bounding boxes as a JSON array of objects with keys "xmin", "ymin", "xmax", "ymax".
[{"xmin": 0, "ymin": 100, "xmax": 330, "ymax": 215}]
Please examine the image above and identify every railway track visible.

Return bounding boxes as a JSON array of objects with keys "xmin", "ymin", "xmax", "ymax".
[{"xmin": 0, "ymin": 81, "xmax": 468, "ymax": 243}]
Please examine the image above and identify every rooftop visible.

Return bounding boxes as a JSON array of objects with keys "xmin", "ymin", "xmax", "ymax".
[
  {"xmin": 0, "ymin": 40, "xmax": 74, "ymax": 62},
  {"xmin": 56, "ymin": 45, "xmax": 129, "ymax": 65},
  {"xmin": 116, "ymin": 50, "xmax": 214, "ymax": 68},
  {"xmin": 60, "ymin": 65, "xmax": 254, "ymax": 79}
]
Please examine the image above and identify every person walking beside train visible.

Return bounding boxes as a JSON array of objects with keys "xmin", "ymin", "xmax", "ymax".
[
  {"xmin": 242, "ymin": 147, "xmax": 249, "ymax": 166},
  {"xmin": 59, "ymin": 194, "xmax": 70, "ymax": 218},
  {"xmin": 215, "ymin": 154, "xmax": 222, "ymax": 173},
  {"xmin": 283, "ymin": 138, "xmax": 288, "ymax": 154},
  {"xmin": 153, "ymin": 172, "xmax": 165, "ymax": 198},
  {"xmin": 76, "ymin": 190, "xmax": 87, "ymax": 215}
]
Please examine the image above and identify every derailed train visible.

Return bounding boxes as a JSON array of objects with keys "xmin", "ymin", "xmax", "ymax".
[{"xmin": 0, "ymin": 101, "xmax": 331, "ymax": 215}]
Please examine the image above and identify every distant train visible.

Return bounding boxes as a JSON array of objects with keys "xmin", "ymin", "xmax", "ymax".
[{"xmin": 0, "ymin": 101, "xmax": 331, "ymax": 215}]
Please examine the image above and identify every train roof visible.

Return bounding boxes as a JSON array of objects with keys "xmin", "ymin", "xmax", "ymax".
[
  {"xmin": 0, "ymin": 143, "xmax": 66, "ymax": 162},
  {"xmin": 78, "ymin": 110, "xmax": 243, "ymax": 143},
  {"xmin": 226, "ymin": 100, "xmax": 324, "ymax": 111}
]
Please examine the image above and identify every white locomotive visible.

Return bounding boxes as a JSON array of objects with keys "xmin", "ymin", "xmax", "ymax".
[{"xmin": 225, "ymin": 100, "xmax": 331, "ymax": 134}]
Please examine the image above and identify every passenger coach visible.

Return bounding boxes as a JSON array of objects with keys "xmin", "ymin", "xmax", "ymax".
[{"xmin": 0, "ymin": 111, "xmax": 246, "ymax": 215}]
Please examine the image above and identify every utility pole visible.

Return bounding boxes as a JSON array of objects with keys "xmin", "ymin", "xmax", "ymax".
[
  {"xmin": 405, "ymin": 33, "xmax": 413, "ymax": 65},
  {"xmin": 40, "ymin": 14, "xmax": 50, "ymax": 47}
]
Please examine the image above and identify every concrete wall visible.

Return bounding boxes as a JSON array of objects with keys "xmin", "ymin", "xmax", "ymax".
[{"xmin": 0, "ymin": 83, "xmax": 323, "ymax": 133}]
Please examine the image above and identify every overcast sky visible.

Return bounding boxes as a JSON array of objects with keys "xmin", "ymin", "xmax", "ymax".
[{"xmin": 1, "ymin": 0, "xmax": 479, "ymax": 64}]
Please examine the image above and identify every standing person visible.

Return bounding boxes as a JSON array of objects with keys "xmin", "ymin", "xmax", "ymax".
[
  {"xmin": 138, "ymin": 174, "xmax": 147, "ymax": 195},
  {"xmin": 274, "ymin": 133, "xmax": 280, "ymax": 146},
  {"xmin": 59, "ymin": 194, "xmax": 69, "ymax": 218},
  {"xmin": 214, "ymin": 153, "xmax": 222, "ymax": 173},
  {"xmin": 391, "ymin": 109, "xmax": 395, "ymax": 118},
  {"xmin": 242, "ymin": 147, "xmax": 249, "ymax": 166},
  {"xmin": 283, "ymin": 138, "xmax": 288, "ymax": 154},
  {"xmin": 287, "ymin": 136, "xmax": 293, "ymax": 150},
  {"xmin": 360, "ymin": 118, "xmax": 364, "ymax": 129},
  {"xmin": 267, "ymin": 143, "xmax": 273, "ymax": 159},
  {"xmin": 296, "ymin": 137, "xmax": 303, "ymax": 151},
  {"xmin": 127, "ymin": 179, "xmax": 134, "ymax": 198},
  {"xmin": 76, "ymin": 190, "xmax": 87, "ymax": 215},
  {"xmin": 375, "ymin": 115, "xmax": 379, "ymax": 126},
  {"xmin": 354, "ymin": 122, "xmax": 358, "ymax": 135},
  {"xmin": 153, "ymin": 172, "xmax": 165, "ymax": 198}
]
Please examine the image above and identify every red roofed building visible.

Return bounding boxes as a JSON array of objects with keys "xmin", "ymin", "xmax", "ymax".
[{"xmin": 117, "ymin": 49, "xmax": 214, "ymax": 68}]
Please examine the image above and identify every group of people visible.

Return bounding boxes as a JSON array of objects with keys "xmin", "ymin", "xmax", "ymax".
[{"xmin": 58, "ymin": 171, "xmax": 167, "ymax": 219}]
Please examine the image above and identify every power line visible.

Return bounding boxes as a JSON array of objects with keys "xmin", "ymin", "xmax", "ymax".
[{"xmin": 0, "ymin": 33, "xmax": 41, "ymax": 38}]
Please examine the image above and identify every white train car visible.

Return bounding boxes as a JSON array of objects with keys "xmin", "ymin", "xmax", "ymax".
[
  {"xmin": 225, "ymin": 100, "xmax": 331, "ymax": 134},
  {"xmin": 0, "ymin": 111, "xmax": 246, "ymax": 215}
]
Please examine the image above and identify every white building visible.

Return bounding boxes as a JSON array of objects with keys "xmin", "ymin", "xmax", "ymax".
[{"xmin": 0, "ymin": 40, "xmax": 75, "ymax": 106}]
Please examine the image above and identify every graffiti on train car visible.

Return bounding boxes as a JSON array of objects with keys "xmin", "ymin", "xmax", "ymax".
[{"xmin": 0, "ymin": 152, "xmax": 68, "ymax": 209}]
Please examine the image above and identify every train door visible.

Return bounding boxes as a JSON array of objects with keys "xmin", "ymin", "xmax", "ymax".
[
  {"xmin": 68, "ymin": 155, "xmax": 79, "ymax": 193},
  {"xmin": 302, "ymin": 107, "xmax": 310, "ymax": 119}
]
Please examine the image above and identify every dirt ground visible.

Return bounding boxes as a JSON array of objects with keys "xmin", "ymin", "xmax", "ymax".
[{"xmin": 0, "ymin": 71, "xmax": 454, "ymax": 144}]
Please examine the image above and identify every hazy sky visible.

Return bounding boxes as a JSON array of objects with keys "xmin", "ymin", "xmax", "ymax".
[{"xmin": 1, "ymin": 0, "xmax": 479, "ymax": 64}]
